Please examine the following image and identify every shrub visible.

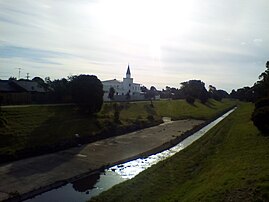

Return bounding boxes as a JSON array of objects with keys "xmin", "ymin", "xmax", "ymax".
[
  {"xmin": 186, "ymin": 96, "xmax": 195, "ymax": 105},
  {"xmin": 252, "ymin": 106, "xmax": 269, "ymax": 135},
  {"xmin": 255, "ymin": 97, "xmax": 269, "ymax": 109},
  {"xmin": 147, "ymin": 115, "xmax": 154, "ymax": 122},
  {"xmin": 114, "ymin": 110, "xmax": 120, "ymax": 123},
  {"xmin": 0, "ymin": 113, "xmax": 7, "ymax": 128},
  {"xmin": 70, "ymin": 75, "xmax": 103, "ymax": 114}
]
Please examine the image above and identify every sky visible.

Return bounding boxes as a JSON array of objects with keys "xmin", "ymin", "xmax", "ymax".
[{"xmin": 0, "ymin": 0, "xmax": 268, "ymax": 92}]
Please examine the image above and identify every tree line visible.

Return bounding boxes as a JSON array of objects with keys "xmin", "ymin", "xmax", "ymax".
[
  {"xmin": 140, "ymin": 80, "xmax": 229, "ymax": 104},
  {"xmin": 32, "ymin": 75, "xmax": 104, "ymax": 114}
]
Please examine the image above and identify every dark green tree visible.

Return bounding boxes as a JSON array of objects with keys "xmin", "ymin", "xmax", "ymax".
[
  {"xmin": 251, "ymin": 61, "xmax": 269, "ymax": 135},
  {"xmin": 125, "ymin": 90, "xmax": 131, "ymax": 101},
  {"xmin": 50, "ymin": 78, "xmax": 70, "ymax": 103},
  {"xmin": 252, "ymin": 98, "xmax": 269, "ymax": 135},
  {"xmin": 108, "ymin": 87, "xmax": 115, "ymax": 100},
  {"xmin": 70, "ymin": 75, "xmax": 104, "ymax": 114},
  {"xmin": 256, "ymin": 61, "xmax": 269, "ymax": 98},
  {"xmin": 180, "ymin": 80, "xmax": 209, "ymax": 103}
]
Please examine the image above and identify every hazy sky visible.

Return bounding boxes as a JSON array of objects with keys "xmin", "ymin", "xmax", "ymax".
[{"xmin": 0, "ymin": 0, "xmax": 268, "ymax": 92}]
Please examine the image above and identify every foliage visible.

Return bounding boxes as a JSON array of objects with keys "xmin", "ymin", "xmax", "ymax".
[
  {"xmin": 143, "ymin": 86, "xmax": 158, "ymax": 100},
  {"xmin": 8, "ymin": 77, "xmax": 17, "ymax": 81},
  {"xmin": 255, "ymin": 97, "xmax": 269, "ymax": 108},
  {"xmin": 49, "ymin": 78, "xmax": 71, "ymax": 103},
  {"xmin": 208, "ymin": 85, "xmax": 228, "ymax": 101},
  {"xmin": 231, "ymin": 61, "xmax": 269, "ymax": 102},
  {"xmin": 70, "ymin": 75, "xmax": 104, "ymax": 114},
  {"xmin": 180, "ymin": 80, "xmax": 210, "ymax": 103},
  {"xmin": 108, "ymin": 87, "xmax": 115, "ymax": 100},
  {"xmin": 252, "ymin": 106, "xmax": 269, "ymax": 135},
  {"xmin": 252, "ymin": 97, "xmax": 269, "ymax": 135},
  {"xmin": 0, "ymin": 99, "xmax": 236, "ymax": 161},
  {"xmin": 230, "ymin": 86, "xmax": 256, "ymax": 102},
  {"xmin": 113, "ymin": 103, "xmax": 122, "ymax": 123},
  {"xmin": 125, "ymin": 91, "xmax": 131, "ymax": 101},
  {"xmin": 91, "ymin": 103, "xmax": 269, "ymax": 202},
  {"xmin": 185, "ymin": 96, "xmax": 195, "ymax": 104},
  {"xmin": 147, "ymin": 115, "xmax": 154, "ymax": 121}
]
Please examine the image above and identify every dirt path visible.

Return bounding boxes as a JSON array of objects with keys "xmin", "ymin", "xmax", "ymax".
[{"xmin": 0, "ymin": 119, "xmax": 204, "ymax": 201}]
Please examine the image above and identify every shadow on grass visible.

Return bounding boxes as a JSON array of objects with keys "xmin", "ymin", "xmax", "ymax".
[
  {"xmin": 189, "ymin": 103, "xmax": 198, "ymax": 107},
  {"xmin": 7, "ymin": 106, "xmax": 89, "ymax": 177},
  {"xmin": 6, "ymin": 105, "xmax": 162, "ymax": 177},
  {"xmin": 205, "ymin": 100, "xmax": 217, "ymax": 109}
]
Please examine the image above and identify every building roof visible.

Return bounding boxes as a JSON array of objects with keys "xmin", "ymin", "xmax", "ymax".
[
  {"xmin": 0, "ymin": 80, "xmax": 20, "ymax": 92},
  {"xmin": 102, "ymin": 79, "xmax": 122, "ymax": 84},
  {"xmin": 126, "ymin": 65, "xmax": 131, "ymax": 75},
  {"xmin": 12, "ymin": 80, "xmax": 46, "ymax": 93}
]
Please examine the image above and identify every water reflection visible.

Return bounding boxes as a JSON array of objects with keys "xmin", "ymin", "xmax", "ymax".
[
  {"xmin": 72, "ymin": 172, "xmax": 100, "ymax": 192},
  {"xmin": 25, "ymin": 171, "xmax": 126, "ymax": 202},
  {"xmin": 107, "ymin": 108, "xmax": 235, "ymax": 179}
]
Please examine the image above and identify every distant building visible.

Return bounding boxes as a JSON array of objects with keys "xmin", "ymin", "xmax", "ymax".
[
  {"xmin": 102, "ymin": 65, "xmax": 143, "ymax": 101},
  {"xmin": 0, "ymin": 80, "xmax": 47, "ymax": 105}
]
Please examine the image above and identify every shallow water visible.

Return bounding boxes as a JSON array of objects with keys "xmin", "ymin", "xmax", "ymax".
[{"xmin": 25, "ymin": 108, "xmax": 236, "ymax": 202}]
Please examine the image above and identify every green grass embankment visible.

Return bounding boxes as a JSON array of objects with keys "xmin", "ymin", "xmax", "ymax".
[
  {"xmin": 0, "ymin": 99, "xmax": 236, "ymax": 162},
  {"xmin": 91, "ymin": 103, "xmax": 269, "ymax": 202}
]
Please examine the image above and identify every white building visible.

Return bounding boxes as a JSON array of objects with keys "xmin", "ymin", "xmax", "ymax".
[{"xmin": 102, "ymin": 65, "xmax": 142, "ymax": 101}]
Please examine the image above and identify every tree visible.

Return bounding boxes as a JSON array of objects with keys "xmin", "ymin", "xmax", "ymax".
[
  {"xmin": 50, "ymin": 78, "xmax": 70, "ymax": 103},
  {"xmin": 209, "ymin": 85, "xmax": 222, "ymax": 101},
  {"xmin": 8, "ymin": 77, "xmax": 17, "ymax": 81},
  {"xmin": 252, "ymin": 98, "xmax": 269, "ymax": 135},
  {"xmin": 125, "ymin": 90, "xmax": 131, "ymax": 101},
  {"xmin": 70, "ymin": 75, "xmax": 104, "ymax": 114},
  {"xmin": 108, "ymin": 87, "xmax": 115, "ymax": 100},
  {"xmin": 32, "ymin": 77, "xmax": 49, "ymax": 91},
  {"xmin": 251, "ymin": 61, "xmax": 269, "ymax": 135},
  {"xmin": 146, "ymin": 86, "xmax": 157, "ymax": 100},
  {"xmin": 140, "ymin": 86, "xmax": 148, "ymax": 93},
  {"xmin": 180, "ymin": 80, "xmax": 209, "ymax": 103},
  {"xmin": 256, "ymin": 61, "xmax": 269, "ymax": 98}
]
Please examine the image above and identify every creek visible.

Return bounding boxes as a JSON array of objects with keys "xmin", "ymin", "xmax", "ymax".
[{"xmin": 24, "ymin": 108, "xmax": 236, "ymax": 202}]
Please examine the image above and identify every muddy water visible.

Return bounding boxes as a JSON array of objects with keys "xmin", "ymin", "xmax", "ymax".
[{"xmin": 25, "ymin": 108, "xmax": 236, "ymax": 202}]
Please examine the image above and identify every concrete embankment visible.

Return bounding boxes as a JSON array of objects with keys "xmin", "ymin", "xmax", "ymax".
[
  {"xmin": 1, "ymin": 105, "xmax": 236, "ymax": 202},
  {"xmin": 0, "ymin": 118, "xmax": 205, "ymax": 202}
]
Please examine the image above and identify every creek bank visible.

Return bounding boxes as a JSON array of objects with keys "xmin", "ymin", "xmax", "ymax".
[
  {"xmin": 1, "ymin": 119, "xmax": 203, "ymax": 202},
  {"xmin": 2, "ymin": 106, "xmax": 236, "ymax": 202},
  {"xmin": 0, "ymin": 119, "xmax": 162, "ymax": 164},
  {"xmin": 22, "ymin": 107, "xmax": 237, "ymax": 202}
]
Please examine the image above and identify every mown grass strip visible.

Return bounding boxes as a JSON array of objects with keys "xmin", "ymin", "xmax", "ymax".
[
  {"xmin": 91, "ymin": 103, "xmax": 269, "ymax": 202},
  {"xmin": 0, "ymin": 99, "xmax": 236, "ymax": 162}
]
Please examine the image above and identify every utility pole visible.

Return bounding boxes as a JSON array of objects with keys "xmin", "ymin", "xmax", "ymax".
[
  {"xmin": 16, "ymin": 68, "xmax": 23, "ymax": 79},
  {"xmin": 26, "ymin": 73, "xmax": 30, "ymax": 80}
]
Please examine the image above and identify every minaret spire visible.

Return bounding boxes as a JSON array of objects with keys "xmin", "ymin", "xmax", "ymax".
[{"xmin": 126, "ymin": 64, "xmax": 131, "ymax": 78}]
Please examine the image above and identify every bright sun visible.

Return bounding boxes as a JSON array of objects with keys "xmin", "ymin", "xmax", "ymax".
[{"xmin": 91, "ymin": 0, "xmax": 194, "ymax": 60}]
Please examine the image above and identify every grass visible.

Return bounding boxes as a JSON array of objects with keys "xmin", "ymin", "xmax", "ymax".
[
  {"xmin": 0, "ymin": 99, "xmax": 236, "ymax": 162},
  {"xmin": 91, "ymin": 103, "xmax": 269, "ymax": 202}
]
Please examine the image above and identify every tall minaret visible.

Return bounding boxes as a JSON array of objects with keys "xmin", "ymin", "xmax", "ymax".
[
  {"xmin": 123, "ymin": 64, "xmax": 133, "ymax": 94},
  {"xmin": 126, "ymin": 64, "xmax": 131, "ymax": 78}
]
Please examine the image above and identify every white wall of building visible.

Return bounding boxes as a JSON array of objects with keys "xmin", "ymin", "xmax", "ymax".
[{"xmin": 102, "ymin": 66, "xmax": 142, "ymax": 101}]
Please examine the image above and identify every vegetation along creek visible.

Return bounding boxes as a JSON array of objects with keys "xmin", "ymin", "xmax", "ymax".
[{"xmin": 24, "ymin": 108, "xmax": 236, "ymax": 202}]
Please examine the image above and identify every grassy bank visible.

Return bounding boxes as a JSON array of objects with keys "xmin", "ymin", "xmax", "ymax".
[
  {"xmin": 0, "ymin": 99, "xmax": 235, "ymax": 162},
  {"xmin": 91, "ymin": 103, "xmax": 269, "ymax": 202}
]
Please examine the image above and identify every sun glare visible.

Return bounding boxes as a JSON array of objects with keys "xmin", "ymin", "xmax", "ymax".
[{"xmin": 91, "ymin": 0, "xmax": 194, "ymax": 59}]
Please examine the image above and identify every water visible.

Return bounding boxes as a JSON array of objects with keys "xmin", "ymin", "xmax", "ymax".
[{"xmin": 25, "ymin": 108, "xmax": 236, "ymax": 202}]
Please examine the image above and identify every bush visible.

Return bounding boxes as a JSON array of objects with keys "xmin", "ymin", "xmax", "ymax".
[
  {"xmin": 255, "ymin": 97, "xmax": 269, "ymax": 109},
  {"xmin": 147, "ymin": 115, "xmax": 154, "ymax": 122},
  {"xmin": 186, "ymin": 96, "xmax": 195, "ymax": 105},
  {"xmin": 252, "ymin": 106, "xmax": 269, "ymax": 135},
  {"xmin": 0, "ymin": 113, "xmax": 7, "ymax": 128},
  {"xmin": 70, "ymin": 75, "xmax": 103, "ymax": 114}
]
